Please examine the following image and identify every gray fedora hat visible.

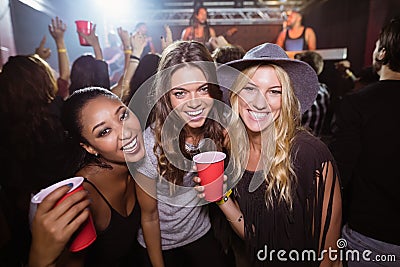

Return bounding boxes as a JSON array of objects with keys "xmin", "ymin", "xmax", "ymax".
[{"xmin": 217, "ymin": 43, "xmax": 319, "ymax": 114}]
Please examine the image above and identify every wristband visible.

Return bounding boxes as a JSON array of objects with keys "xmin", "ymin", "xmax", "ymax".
[
  {"xmin": 216, "ymin": 189, "xmax": 232, "ymax": 205},
  {"xmin": 124, "ymin": 49, "xmax": 132, "ymax": 54},
  {"xmin": 57, "ymin": 48, "xmax": 67, "ymax": 53},
  {"xmin": 129, "ymin": 59, "xmax": 139, "ymax": 64},
  {"xmin": 129, "ymin": 55, "xmax": 140, "ymax": 61}
]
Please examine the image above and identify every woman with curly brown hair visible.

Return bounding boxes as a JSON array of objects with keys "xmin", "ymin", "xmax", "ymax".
[{"xmin": 133, "ymin": 40, "xmax": 229, "ymax": 267}]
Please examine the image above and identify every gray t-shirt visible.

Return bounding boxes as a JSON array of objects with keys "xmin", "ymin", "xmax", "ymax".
[{"xmin": 135, "ymin": 127, "xmax": 211, "ymax": 250}]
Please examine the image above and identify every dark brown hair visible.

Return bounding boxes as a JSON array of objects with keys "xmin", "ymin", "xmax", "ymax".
[
  {"xmin": 152, "ymin": 41, "xmax": 225, "ymax": 185},
  {"xmin": 378, "ymin": 16, "xmax": 400, "ymax": 72},
  {"xmin": 61, "ymin": 87, "xmax": 118, "ymax": 174}
]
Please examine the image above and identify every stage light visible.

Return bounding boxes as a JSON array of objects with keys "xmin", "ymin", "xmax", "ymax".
[
  {"xmin": 99, "ymin": 0, "xmax": 132, "ymax": 16},
  {"xmin": 92, "ymin": 0, "xmax": 146, "ymax": 19}
]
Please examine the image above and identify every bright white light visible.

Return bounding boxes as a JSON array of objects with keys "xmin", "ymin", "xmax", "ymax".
[{"xmin": 94, "ymin": 0, "xmax": 142, "ymax": 19}]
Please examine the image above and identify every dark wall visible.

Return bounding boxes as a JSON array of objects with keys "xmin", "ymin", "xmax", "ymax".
[
  {"xmin": 10, "ymin": 0, "xmax": 57, "ymax": 67},
  {"xmin": 10, "ymin": 0, "xmax": 108, "ymax": 72},
  {"xmin": 363, "ymin": 0, "xmax": 400, "ymax": 67},
  {"xmin": 304, "ymin": 0, "xmax": 400, "ymax": 74},
  {"xmin": 303, "ymin": 0, "xmax": 370, "ymax": 74}
]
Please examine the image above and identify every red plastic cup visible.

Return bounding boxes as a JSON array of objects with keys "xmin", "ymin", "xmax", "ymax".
[
  {"xmin": 31, "ymin": 177, "xmax": 97, "ymax": 252},
  {"xmin": 75, "ymin": 20, "xmax": 93, "ymax": 46},
  {"xmin": 193, "ymin": 151, "xmax": 226, "ymax": 202}
]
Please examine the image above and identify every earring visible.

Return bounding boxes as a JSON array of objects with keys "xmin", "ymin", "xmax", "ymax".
[{"xmin": 95, "ymin": 153, "xmax": 99, "ymax": 157}]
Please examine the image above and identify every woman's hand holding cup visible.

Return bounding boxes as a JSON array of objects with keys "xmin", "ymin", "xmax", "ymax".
[
  {"xmin": 193, "ymin": 168, "xmax": 228, "ymax": 201},
  {"xmin": 29, "ymin": 185, "xmax": 90, "ymax": 267}
]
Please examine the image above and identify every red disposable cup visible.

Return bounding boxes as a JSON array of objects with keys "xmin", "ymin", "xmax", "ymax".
[
  {"xmin": 31, "ymin": 177, "xmax": 97, "ymax": 252},
  {"xmin": 193, "ymin": 151, "xmax": 226, "ymax": 202},
  {"xmin": 75, "ymin": 20, "xmax": 93, "ymax": 46}
]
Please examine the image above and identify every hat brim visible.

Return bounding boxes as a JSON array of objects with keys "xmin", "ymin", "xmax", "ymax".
[{"xmin": 217, "ymin": 57, "xmax": 319, "ymax": 114}]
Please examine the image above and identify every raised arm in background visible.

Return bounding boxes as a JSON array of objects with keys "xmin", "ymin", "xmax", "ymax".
[
  {"xmin": 48, "ymin": 17, "xmax": 70, "ymax": 83},
  {"xmin": 77, "ymin": 24, "xmax": 103, "ymax": 60},
  {"xmin": 48, "ymin": 16, "xmax": 71, "ymax": 99},
  {"xmin": 111, "ymin": 29, "xmax": 146, "ymax": 102},
  {"xmin": 160, "ymin": 24, "xmax": 173, "ymax": 51},
  {"xmin": 34, "ymin": 36, "xmax": 51, "ymax": 60}
]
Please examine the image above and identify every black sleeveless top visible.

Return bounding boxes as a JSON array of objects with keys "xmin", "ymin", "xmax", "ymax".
[
  {"xmin": 283, "ymin": 27, "xmax": 308, "ymax": 51},
  {"xmin": 84, "ymin": 178, "xmax": 141, "ymax": 267},
  {"xmin": 235, "ymin": 131, "xmax": 339, "ymax": 266}
]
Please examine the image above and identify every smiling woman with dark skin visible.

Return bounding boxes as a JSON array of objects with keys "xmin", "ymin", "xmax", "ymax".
[{"xmin": 56, "ymin": 87, "xmax": 164, "ymax": 267}]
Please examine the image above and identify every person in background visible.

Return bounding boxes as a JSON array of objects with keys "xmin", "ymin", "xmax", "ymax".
[
  {"xmin": 48, "ymin": 17, "xmax": 71, "ymax": 100},
  {"xmin": 334, "ymin": 60, "xmax": 379, "ymax": 92},
  {"xmin": 127, "ymin": 53, "xmax": 161, "ymax": 129},
  {"xmin": 276, "ymin": 10, "xmax": 316, "ymax": 51},
  {"xmin": 104, "ymin": 31, "xmax": 125, "ymax": 86},
  {"xmin": 35, "ymin": 17, "xmax": 111, "ymax": 99},
  {"xmin": 330, "ymin": 17, "xmax": 400, "ymax": 266},
  {"xmin": 0, "ymin": 54, "xmax": 68, "ymax": 266},
  {"xmin": 211, "ymin": 45, "xmax": 246, "ymax": 65},
  {"xmin": 69, "ymin": 54, "xmax": 110, "ymax": 95},
  {"xmin": 208, "ymin": 35, "xmax": 230, "ymax": 53},
  {"xmin": 69, "ymin": 22, "xmax": 110, "ymax": 95},
  {"xmin": 135, "ymin": 22, "xmax": 156, "ymax": 58},
  {"xmin": 114, "ymin": 24, "xmax": 172, "ymax": 113},
  {"xmin": 203, "ymin": 43, "xmax": 342, "ymax": 266},
  {"xmin": 34, "ymin": 17, "xmax": 70, "ymax": 100},
  {"xmin": 211, "ymin": 45, "xmax": 246, "ymax": 106},
  {"xmin": 160, "ymin": 24, "xmax": 174, "ymax": 51},
  {"xmin": 34, "ymin": 36, "xmax": 51, "ymax": 61},
  {"xmin": 126, "ymin": 24, "xmax": 172, "ymax": 128},
  {"xmin": 351, "ymin": 66, "xmax": 379, "ymax": 91},
  {"xmin": 181, "ymin": 6, "xmax": 216, "ymax": 50},
  {"xmin": 110, "ymin": 27, "xmax": 147, "ymax": 102},
  {"xmin": 294, "ymin": 51, "xmax": 330, "ymax": 138}
]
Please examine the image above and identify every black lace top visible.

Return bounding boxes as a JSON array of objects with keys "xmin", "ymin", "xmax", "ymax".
[{"xmin": 235, "ymin": 131, "xmax": 340, "ymax": 266}]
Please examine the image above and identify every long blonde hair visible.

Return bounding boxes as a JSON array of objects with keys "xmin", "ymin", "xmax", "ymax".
[{"xmin": 229, "ymin": 64, "xmax": 301, "ymax": 208}]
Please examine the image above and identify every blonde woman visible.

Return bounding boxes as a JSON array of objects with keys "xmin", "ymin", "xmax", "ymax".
[{"xmin": 197, "ymin": 43, "xmax": 342, "ymax": 267}]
